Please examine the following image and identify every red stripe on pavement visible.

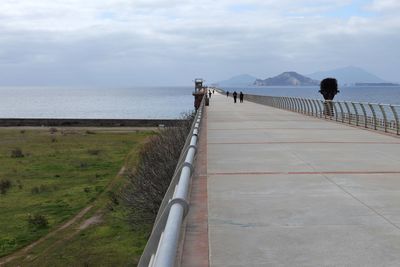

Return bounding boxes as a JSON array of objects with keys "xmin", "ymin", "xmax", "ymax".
[
  {"xmin": 209, "ymin": 171, "xmax": 400, "ymax": 176},
  {"xmin": 208, "ymin": 141, "xmax": 400, "ymax": 145}
]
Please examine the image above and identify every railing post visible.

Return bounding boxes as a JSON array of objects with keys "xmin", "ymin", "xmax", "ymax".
[
  {"xmin": 292, "ymin": 98, "xmax": 298, "ymax": 112},
  {"xmin": 379, "ymin": 104, "xmax": 388, "ymax": 132},
  {"xmin": 343, "ymin": 102, "xmax": 352, "ymax": 124},
  {"xmin": 390, "ymin": 105, "xmax": 399, "ymax": 135},
  {"xmin": 359, "ymin": 103, "xmax": 368, "ymax": 128},
  {"xmin": 278, "ymin": 97, "xmax": 283, "ymax": 109},
  {"xmin": 311, "ymin": 100, "xmax": 319, "ymax": 117},
  {"xmin": 307, "ymin": 99, "xmax": 314, "ymax": 116},
  {"xmin": 290, "ymin": 97, "xmax": 296, "ymax": 111},
  {"xmin": 336, "ymin": 102, "xmax": 345, "ymax": 123},
  {"xmin": 368, "ymin": 103, "xmax": 378, "ymax": 130},
  {"xmin": 316, "ymin": 100, "xmax": 323, "ymax": 117},
  {"xmin": 332, "ymin": 101, "xmax": 338, "ymax": 121},
  {"xmin": 283, "ymin": 97, "xmax": 289, "ymax": 110},
  {"xmin": 299, "ymin": 98, "xmax": 306, "ymax": 114},
  {"xmin": 351, "ymin": 102, "xmax": 359, "ymax": 126}
]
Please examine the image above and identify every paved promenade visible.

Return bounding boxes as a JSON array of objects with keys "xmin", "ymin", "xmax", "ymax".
[{"xmin": 206, "ymin": 93, "xmax": 400, "ymax": 266}]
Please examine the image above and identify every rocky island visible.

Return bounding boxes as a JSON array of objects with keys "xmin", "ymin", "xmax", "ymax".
[{"xmin": 254, "ymin": 72, "xmax": 319, "ymax": 86}]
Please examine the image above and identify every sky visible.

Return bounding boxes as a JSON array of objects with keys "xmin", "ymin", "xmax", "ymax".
[{"xmin": 0, "ymin": 0, "xmax": 399, "ymax": 86}]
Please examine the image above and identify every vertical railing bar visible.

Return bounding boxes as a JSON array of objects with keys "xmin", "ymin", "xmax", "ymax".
[
  {"xmin": 343, "ymin": 102, "xmax": 351, "ymax": 125},
  {"xmin": 332, "ymin": 101, "xmax": 338, "ymax": 121},
  {"xmin": 368, "ymin": 103, "xmax": 378, "ymax": 130},
  {"xmin": 316, "ymin": 100, "xmax": 323, "ymax": 118},
  {"xmin": 351, "ymin": 102, "xmax": 359, "ymax": 126},
  {"xmin": 379, "ymin": 104, "xmax": 388, "ymax": 132},
  {"xmin": 390, "ymin": 105, "xmax": 399, "ymax": 135},
  {"xmin": 359, "ymin": 103, "xmax": 368, "ymax": 128},
  {"xmin": 311, "ymin": 100, "xmax": 319, "ymax": 118},
  {"xmin": 336, "ymin": 102, "xmax": 345, "ymax": 123},
  {"xmin": 307, "ymin": 99, "xmax": 314, "ymax": 116}
]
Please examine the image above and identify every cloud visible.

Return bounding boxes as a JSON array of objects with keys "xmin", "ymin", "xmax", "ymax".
[{"xmin": 0, "ymin": 0, "xmax": 399, "ymax": 85}]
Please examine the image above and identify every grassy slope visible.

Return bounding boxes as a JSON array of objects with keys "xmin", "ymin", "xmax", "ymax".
[{"xmin": 0, "ymin": 128, "xmax": 153, "ymax": 262}]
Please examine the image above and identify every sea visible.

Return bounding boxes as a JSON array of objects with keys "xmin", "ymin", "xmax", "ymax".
[{"xmin": 0, "ymin": 85, "xmax": 399, "ymax": 119}]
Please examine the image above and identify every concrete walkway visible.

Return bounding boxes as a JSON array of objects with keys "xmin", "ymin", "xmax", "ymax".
[{"xmin": 206, "ymin": 93, "xmax": 400, "ymax": 266}]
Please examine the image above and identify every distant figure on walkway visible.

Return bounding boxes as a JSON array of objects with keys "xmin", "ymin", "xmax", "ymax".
[
  {"xmin": 213, "ymin": 89, "xmax": 215, "ymax": 94},
  {"xmin": 226, "ymin": 91, "xmax": 230, "ymax": 97},
  {"xmin": 208, "ymin": 91, "xmax": 212, "ymax": 98},
  {"xmin": 239, "ymin": 92, "xmax": 244, "ymax": 103},
  {"xmin": 233, "ymin": 91, "xmax": 238, "ymax": 103}
]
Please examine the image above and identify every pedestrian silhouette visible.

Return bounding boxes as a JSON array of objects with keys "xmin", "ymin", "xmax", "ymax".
[
  {"xmin": 233, "ymin": 91, "xmax": 238, "ymax": 103},
  {"xmin": 208, "ymin": 91, "xmax": 212, "ymax": 98},
  {"xmin": 239, "ymin": 92, "xmax": 244, "ymax": 103},
  {"xmin": 226, "ymin": 91, "xmax": 230, "ymax": 97}
]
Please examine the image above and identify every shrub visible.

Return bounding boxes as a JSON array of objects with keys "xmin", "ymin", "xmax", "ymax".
[
  {"xmin": 49, "ymin": 127, "xmax": 58, "ymax": 134},
  {"xmin": 87, "ymin": 149, "xmax": 101, "ymax": 155},
  {"xmin": 121, "ymin": 113, "xmax": 194, "ymax": 229},
  {"xmin": 31, "ymin": 184, "xmax": 57, "ymax": 194},
  {"xmin": 27, "ymin": 214, "xmax": 49, "ymax": 228},
  {"xmin": 0, "ymin": 179, "xmax": 12, "ymax": 195},
  {"xmin": 10, "ymin": 148, "xmax": 24, "ymax": 158}
]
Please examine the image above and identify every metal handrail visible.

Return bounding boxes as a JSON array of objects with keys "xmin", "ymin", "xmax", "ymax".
[
  {"xmin": 240, "ymin": 93, "xmax": 400, "ymax": 135},
  {"xmin": 138, "ymin": 97, "xmax": 204, "ymax": 267}
]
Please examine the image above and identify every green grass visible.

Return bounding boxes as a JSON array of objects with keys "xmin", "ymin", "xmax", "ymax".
[{"xmin": 0, "ymin": 128, "xmax": 153, "ymax": 259}]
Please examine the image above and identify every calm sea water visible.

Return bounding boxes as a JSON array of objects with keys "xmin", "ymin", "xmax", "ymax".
[
  {"xmin": 222, "ymin": 86, "xmax": 400, "ymax": 105},
  {"xmin": 0, "ymin": 86, "xmax": 194, "ymax": 119},
  {"xmin": 1, "ymin": 86, "xmax": 399, "ymax": 119}
]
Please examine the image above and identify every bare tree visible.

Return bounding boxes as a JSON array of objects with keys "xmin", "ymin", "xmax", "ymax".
[{"xmin": 120, "ymin": 113, "xmax": 194, "ymax": 229}]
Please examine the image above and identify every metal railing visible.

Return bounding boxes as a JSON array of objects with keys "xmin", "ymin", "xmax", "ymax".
[
  {"xmin": 138, "ymin": 98, "xmax": 204, "ymax": 267},
  {"xmin": 242, "ymin": 94, "xmax": 400, "ymax": 135}
]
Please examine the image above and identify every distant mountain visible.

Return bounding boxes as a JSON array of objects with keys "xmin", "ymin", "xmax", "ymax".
[
  {"xmin": 254, "ymin": 72, "xmax": 319, "ymax": 86},
  {"xmin": 216, "ymin": 74, "xmax": 258, "ymax": 86},
  {"xmin": 308, "ymin": 66, "xmax": 386, "ymax": 85}
]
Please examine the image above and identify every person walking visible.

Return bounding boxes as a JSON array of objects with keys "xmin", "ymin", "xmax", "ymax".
[
  {"xmin": 226, "ymin": 91, "xmax": 230, "ymax": 97},
  {"xmin": 233, "ymin": 91, "xmax": 238, "ymax": 103},
  {"xmin": 208, "ymin": 90, "xmax": 212, "ymax": 98},
  {"xmin": 239, "ymin": 91, "xmax": 244, "ymax": 103}
]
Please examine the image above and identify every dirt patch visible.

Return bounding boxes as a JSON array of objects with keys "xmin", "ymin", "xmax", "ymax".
[{"xmin": 79, "ymin": 214, "xmax": 103, "ymax": 230}]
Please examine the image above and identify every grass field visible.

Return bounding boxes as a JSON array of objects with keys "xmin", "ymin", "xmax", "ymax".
[{"xmin": 0, "ymin": 127, "xmax": 153, "ymax": 263}]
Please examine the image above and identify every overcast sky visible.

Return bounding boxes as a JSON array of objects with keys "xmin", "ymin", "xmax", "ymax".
[{"xmin": 0, "ymin": 0, "xmax": 399, "ymax": 86}]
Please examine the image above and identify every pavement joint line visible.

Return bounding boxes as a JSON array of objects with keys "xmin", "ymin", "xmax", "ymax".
[
  {"xmin": 320, "ymin": 173, "xmax": 400, "ymax": 232},
  {"xmin": 208, "ymin": 141, "xmax": 400, "ymax": 145},
  {"xmin": 208, "ymin": 171, "xmax": 400, "ymax": 176}
]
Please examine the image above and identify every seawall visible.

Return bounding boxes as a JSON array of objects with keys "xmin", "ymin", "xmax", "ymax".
[{"xmin": 0, "ymin": 118, "xmax": 182, "ymax": 127}]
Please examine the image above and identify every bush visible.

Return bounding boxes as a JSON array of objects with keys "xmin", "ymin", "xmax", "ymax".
[
  {"xmin": 31, "ymin": 184, "xmax": 57, "ymax": 194},
  {"xmin": 49, "ymin": 127, "xmax": 58, "ymax": 134},
  {"xmin": 87, "ymin": 149, "xmax": 101, "ymax": 155},
  {"xmin": 0, "ymin": 179, "xmax": 12, "ymax": 195},
  {"xmin": 27, "ymin": 214, "xmax": 49, "ymax": 228},
  {"xmin": 121, "ymin": 113, "xmax": 194, "ymax": 229},
  {"xmin": 10, "ymin": 148, "xmax": 24, "ymax": 158}
]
